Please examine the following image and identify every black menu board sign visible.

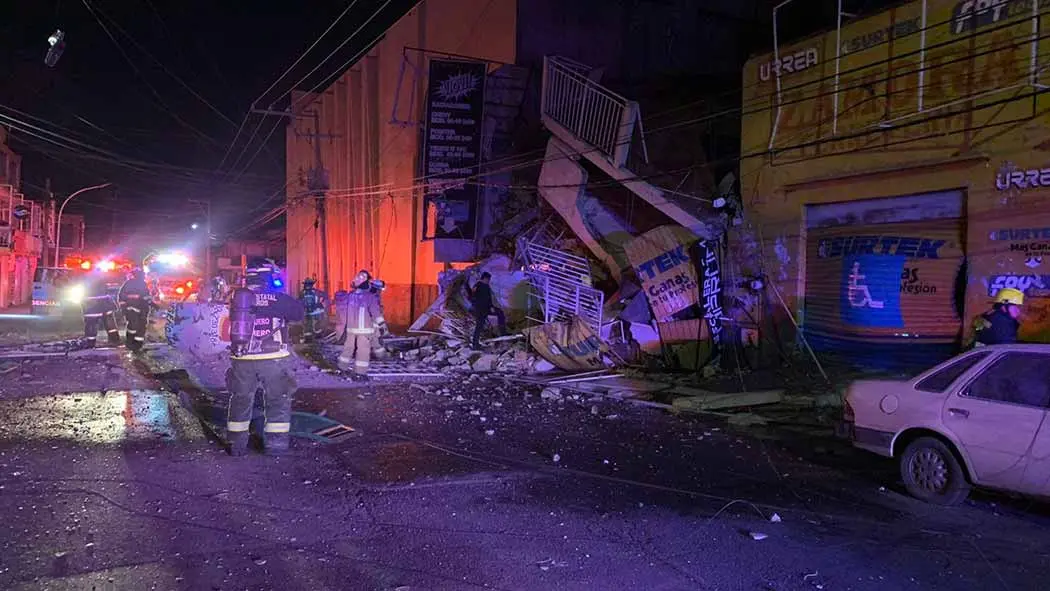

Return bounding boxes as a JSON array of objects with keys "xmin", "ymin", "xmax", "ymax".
[{"xmin": 421, "ymin": 59, "xmax": 486, "ymax": 240}]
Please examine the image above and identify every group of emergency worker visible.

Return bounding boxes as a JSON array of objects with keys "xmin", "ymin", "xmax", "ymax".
[{"xmin": 79, "ymin": 266, "xmax": 152, "ymax": 352}]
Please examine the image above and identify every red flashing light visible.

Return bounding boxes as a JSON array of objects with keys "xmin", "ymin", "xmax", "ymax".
[
  {"xmin": 80, "ymin": 260, "xmax": 92, "ymax": 270},
  {"xmin": 185, "ymin": 281, "xmax": 194, "ymax": 288},
  {"xmin": 174, "ymin": 286, "xmax": 186, "ymax": 295}
]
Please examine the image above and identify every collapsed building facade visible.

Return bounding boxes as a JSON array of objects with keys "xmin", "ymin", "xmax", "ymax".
[
  {"xmin": 738, "ymin": 0, "xmax": 1050, "ymax": 368},
  {"xmin": 283, "ymin": 0, "xmax": 767, "ymax": 369}
]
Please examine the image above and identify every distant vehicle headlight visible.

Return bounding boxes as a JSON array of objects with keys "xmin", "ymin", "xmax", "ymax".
[{"xmin": 65, "ymin": 284, "xmax": 85, "ymax": 304}]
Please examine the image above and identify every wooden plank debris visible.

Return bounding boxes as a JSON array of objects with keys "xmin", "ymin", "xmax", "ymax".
[{"xmin": 671, "ymin": 389, "xmax": 784, "ymax": 413}]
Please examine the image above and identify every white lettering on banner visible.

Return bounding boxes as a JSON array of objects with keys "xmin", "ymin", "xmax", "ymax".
[
  {"xmin": 996, "ymin": 167, "xmax": 1050, "ymax": 191},
  {"xmin": 702, "ymin": 244, "xmax": 723, "ymax": 346},
  {"xmin": 759, "ymin": 48, "xmax": 819, "ymax": 82}
]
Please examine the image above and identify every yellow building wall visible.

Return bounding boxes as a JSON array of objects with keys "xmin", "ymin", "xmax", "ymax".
[
  {"xmin": 286, "ymin": 0, "xmax": 517, "ymax": 328},
  {"xmin": 739, "ymin": 0, "xmax": 1050, "ymax": 345}
]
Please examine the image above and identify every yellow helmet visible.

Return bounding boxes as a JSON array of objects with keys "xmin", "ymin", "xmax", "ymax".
[{"xmin": 994, "ymin": 287, "xmax": 1025, "ymax": 306}]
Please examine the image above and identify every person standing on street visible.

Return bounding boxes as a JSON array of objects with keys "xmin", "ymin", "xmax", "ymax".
[
  {"xmin": 118, "ymin": 267, "xmax": 151, "ymax": 352},
  {"xmin": 82, "ymin": 271, "xmax": 120, "ymax": 348},
  {"xmin": 974, "ymin": 287, "xmax": 1025, "ymax": 346},
  {"xmin": 338, "ymin": 270, "xmax": 387, "ymax": 381},
  {"xmin": 465, "ymin": 272, "xmax": 506, "ymax": 350},
  {"xmin": 225, "ymin": 264, "xmax": 305, "ymax": 456}
]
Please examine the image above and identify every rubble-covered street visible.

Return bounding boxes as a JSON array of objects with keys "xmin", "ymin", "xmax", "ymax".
[{"xmin": 1, "ymin": 319, "xmax": 1048, "ymax": 591}]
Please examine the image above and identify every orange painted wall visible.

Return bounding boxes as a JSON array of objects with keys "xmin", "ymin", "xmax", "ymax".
[
  {"xmin": 737, "ymin": 0, "xmax": 1050, "ymax": 345},
  {"xmin": 286, "ymin": 0, "xmax": 517, "ymax": 328}
]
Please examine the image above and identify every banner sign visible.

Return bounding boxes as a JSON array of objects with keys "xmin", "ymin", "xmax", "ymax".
[
  {"xmin": 700, "ymin": 241, "xmax": 723, "ymax": 346},
  {"xmin": 624, "ymin": 226, "xmax": 701, "ymax": 322},
  {"xmin": 524, "ymin": 316, "xmax": 608, "ymax": 372},
  {"xmin": 421, "ymin": 58, "xmax": 487, "ymax": 241}
]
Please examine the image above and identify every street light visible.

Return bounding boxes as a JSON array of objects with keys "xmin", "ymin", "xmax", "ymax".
[
  {"xmin": 54, "ymin": 182, "xmax": 112, "ymax": 267},
  {"xmin": 191, "ymin": 222, "xmax": 200, "ymax": 230}
]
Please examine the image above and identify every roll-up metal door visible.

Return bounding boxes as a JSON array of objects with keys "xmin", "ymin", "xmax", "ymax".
[{"xmin": 804, "ymin": 218, "xmax": 965, "ymax": 368}]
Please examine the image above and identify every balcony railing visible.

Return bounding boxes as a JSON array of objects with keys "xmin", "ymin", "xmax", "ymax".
[
  {"xmin": 520, "ymin": 239, "xmax": 604, "ymax": 335},
  {"xmin": 541, "ymin": 56, "xmax": 644, "ymax": 169}
]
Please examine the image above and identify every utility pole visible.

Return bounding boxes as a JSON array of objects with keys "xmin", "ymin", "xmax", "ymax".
[
  {"xmin": 189, "ymin": 198, "xmax": 212, "ymax": 280},
  {"xmin": 44, "ymin": 178, "xmax": 53, "ymax": 267},
  {"xmin": 251, "ymin": 107, "xmax": 338, "ymax": 294}
]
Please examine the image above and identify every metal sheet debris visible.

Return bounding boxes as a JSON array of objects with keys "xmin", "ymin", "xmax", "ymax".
[{"xmin": 524, "ymin": 316, "xmax": 610, "ymax": 372}]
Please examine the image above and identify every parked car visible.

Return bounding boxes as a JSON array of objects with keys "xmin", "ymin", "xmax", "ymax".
[{"xmin": 842, "ymin": 344, "xmax": 1050, "ymax": 505}]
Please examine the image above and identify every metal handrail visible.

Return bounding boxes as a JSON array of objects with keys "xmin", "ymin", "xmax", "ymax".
[{"xmin": 542, "ymin": 56, "xmax": 639, "ymax": 167}]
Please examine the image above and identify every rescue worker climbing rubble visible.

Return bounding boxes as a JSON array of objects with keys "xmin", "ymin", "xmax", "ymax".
[
  {"xmin": 338, "ymin": 269, "xmax": 387, "ymax": 381},
  {"xmin": 974, "ymin": 287, "xmax": 1024, "ymax": 346},
  {"xmin": 465, "ymin": 271, "xmax": 506, "ymax": 350},
  {"xmin": 224, "ymin": 262, "xmax": 305, "ymax": 456},
  {"xmin": 81, "ymin": 271, "xmax": 120, "ymax": 348},
  {"xmin": 118, "ymin": 267, "xmax": 151, "ymax": 352}
]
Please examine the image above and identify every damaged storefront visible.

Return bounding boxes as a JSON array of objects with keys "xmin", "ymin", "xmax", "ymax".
[{"xmin": 738, "ymin": 0, "xmax": 1050, "ymax": 369}]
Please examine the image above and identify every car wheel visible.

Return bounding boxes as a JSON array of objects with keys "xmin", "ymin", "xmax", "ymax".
[{"xmin": 900, "ymin": 437, "xmax": 971, "ymax": 505}]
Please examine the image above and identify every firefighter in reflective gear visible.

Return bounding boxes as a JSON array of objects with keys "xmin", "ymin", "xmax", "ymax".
[
  {"xmin": 225, "ymin": 264, "xmax": 305, "ymax": 456},
  {"xmin": 338, "ymin": 270, "xmax": 387, "ymax": 380},
  {"xmin": 82, "ymin": 272, "xmax": 120, "ymax": 347},
  {"xmin": 368, "ymin": 279, "xmax": 389, "ymax": 358},
  {"xmin": 299, "ymin": 277, "xmax": 327, "ymax": 342},
  {"xmin": 974, "ymin": 287, "xmax": 1024, "ymax": 346},
  {"xmin": 118, "ymin": 267, "xmax": 151, "ymax": 352}
]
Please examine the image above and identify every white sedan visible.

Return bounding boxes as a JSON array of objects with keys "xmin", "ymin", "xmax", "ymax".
[{"xmin": 842, "ymin": 344, "xmax": 1050, "ymax": 505}]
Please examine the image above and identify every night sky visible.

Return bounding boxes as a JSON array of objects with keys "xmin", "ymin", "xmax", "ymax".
[
  {"xmin": 0, "ymin": 0, "xmax": 900, "ymax": 256},
  {"xmin": 0, "ymin": 0, "xmax": 416, "ymax": 253}
]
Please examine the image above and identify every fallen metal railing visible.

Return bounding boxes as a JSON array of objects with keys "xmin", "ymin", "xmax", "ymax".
[
  {"xmin": 522, "ymin": 240, "xmax": 603, "ymax": 334},
  {"xmin": 541, "ymin": 56, "xmax": 643, "ymax": 169}
]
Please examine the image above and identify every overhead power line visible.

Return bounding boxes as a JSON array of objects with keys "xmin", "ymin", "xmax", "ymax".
[
  {"xmin": 226, "ymin": 0, "xmax": 399, "ymax": 183},
  {"xmin": 80, "ymin": 0, "xmax": 221, "ymax": 148},
  {"xmin": 86, "ymin": 1, "xmax": 238, "ymax": 128}
]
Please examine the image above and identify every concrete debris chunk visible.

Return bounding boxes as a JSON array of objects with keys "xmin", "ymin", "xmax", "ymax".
[
  {"xmin": 540, "ymin": 387, "xmax": 563, "ymax": 401},
  {"xmin": 472, "ymin": 354, "xmax": 499, "ymax": 372}
]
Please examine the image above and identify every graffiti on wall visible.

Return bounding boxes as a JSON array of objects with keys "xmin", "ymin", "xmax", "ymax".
[
  {"xmin": 747, "ymin": 0, "xmax": 1037, "ymax": 159},
  {"xmin": 975, "ymin": 214, "xmax": 1050, "ymax": 342}
]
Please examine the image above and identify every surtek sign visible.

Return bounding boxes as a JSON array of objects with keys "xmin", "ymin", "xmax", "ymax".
[
  {"xmin": 817, "ymin": 235, "xmax": 946, "ymax": 259},
  {"xmin": 625, "ymin": 226, "xmax": 700, "ymax": 322}
]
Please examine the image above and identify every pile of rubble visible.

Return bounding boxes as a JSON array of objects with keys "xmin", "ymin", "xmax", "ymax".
[{"xmin": 402, "ymin": 340, "xmax": 539, "ymax": 374}]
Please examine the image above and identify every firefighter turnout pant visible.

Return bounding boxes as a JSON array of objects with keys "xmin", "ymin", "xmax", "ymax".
[
  {"xmin": 225, "ymin": 358, "xmax": 297, "ymax": 455},
  {"xmin": 339, "ymin": 331, "xmax": 372, "ymax": 376},
  {"xmin": 123, "ymin": 304, "xmax": 148, "ymax": 351},
  {"xmin": 82, "ymin": 296, "xmax": 119, "ymax": 346}
]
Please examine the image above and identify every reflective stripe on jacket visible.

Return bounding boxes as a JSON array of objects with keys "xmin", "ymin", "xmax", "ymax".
[{"xmin": 345, "ymin": 288, "xmax": 384, "ymax": 335}]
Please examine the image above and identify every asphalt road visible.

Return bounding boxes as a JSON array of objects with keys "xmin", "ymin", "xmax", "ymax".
[{"xmin": 0, "ymin": 345, "xmax": 1047, "ymax": 590}]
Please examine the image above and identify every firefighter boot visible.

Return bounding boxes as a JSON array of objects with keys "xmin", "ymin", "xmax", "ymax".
[
  {"xmin": 265, "ymin": 433, "xmax": 291, "ymax": 456},
  {"xmin": 227, "ymin": 431, "xmax": 250, "ymax": 456}
]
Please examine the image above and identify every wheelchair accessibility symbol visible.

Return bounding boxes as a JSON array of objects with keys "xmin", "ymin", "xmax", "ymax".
[{"xmin": 846, "ymin": 261, "xmax": 885, "ymax": 309}]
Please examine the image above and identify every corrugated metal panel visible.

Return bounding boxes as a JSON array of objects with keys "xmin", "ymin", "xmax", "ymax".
[{"xmin": 804, "ymin": 218, "xmax": 964, "ymax": 367}]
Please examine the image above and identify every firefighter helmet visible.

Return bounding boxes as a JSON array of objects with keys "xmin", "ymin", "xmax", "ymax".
[{"xmin": 993, "ymin": 287, "xmax": 1025, "ymax": 306}]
